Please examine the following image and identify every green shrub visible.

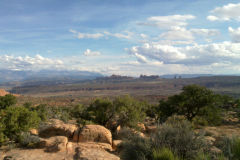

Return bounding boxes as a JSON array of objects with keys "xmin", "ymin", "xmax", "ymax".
[
  {"xmin": 158, "ymin": 85, "xmax": 220, "ymax": 122},
  {"xmin": 0, "ymin": 94, "xmax": 17, "ymax": 110},
  {"xmin": 232, "ymin": 137, "xmax": 240, "ymax": 159},
  {"xmin": 71, "ymin": 104, "xmax": 85, "ymax": 119},
  {"xmin": 34, "ymin": 104, "xmax": 49, "ymax": 121},
  {"xmin": 19, "ymin": 132, "xmax": 40, "ymax": 148},
  {"xmin": 120, "ymin": 135, "xmax": 152, "ymax": 160},
  {"xmin": 0, "ymin": 106, "xmax": 40, "ymax": 142},
  {"xmin": 113, "ymin": 127, "xmax": 137, "ymax": 140},
  {"xmin": 0, "ymin": 123, "xmax": 7, "ymax": 145},
  {"xmin": 153, "ymin": 148, "xmax": 178, "ymax": 160},
  {"xmin": 86, "ymin": 98, "xmax": 115, "ymax": 126},
  {"xmin": 152, "ymin": 116, "xmax": 206, "ymax": 160},
  {"xmin": 82, "ymin": 96, "xmax": 147, "ymax": 131},
  {"xmin": 215, "ymin": 136, "xmax": 240, "ymax": 160},
  {"xmin": 195, "ymin": 152, "xmax": 211, "ymax": 160},
  {"xmin": 113, "ymin": 95, "xmax": 146, "ymax": 129}
]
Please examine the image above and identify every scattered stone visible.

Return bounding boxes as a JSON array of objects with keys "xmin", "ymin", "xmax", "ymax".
[
  {"xmin": 29, "ymin": 129, "xmax": 38, "ymax": 136},
  {"xmin": 204, "ymin": 136, "xmax": 216, "ymax": 146}
]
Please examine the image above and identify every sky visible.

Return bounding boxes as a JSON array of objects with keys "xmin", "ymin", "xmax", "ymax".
[{"xmin": 1, "ymin": 0, "xmax": 240, "ymax": 76}]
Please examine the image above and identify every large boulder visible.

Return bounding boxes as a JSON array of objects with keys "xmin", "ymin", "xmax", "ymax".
[
  {"xmin": 39, "ymin": 119, "xmax": 77, "ymax": 138},
  {"xmin": 73, "ymin": 125, "xmax": 112, "ymax": 145}
]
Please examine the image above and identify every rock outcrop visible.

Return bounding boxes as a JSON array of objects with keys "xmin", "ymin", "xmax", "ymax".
[
  {"xmin": 1, "ymin": 123, "xmax": 120, "ymax": 160},
  {"xmin": 38, "ymin": 136, "xmax": 68, "ymax": 152},
  {"xmin": 73, "ymin": 125, "xmax": 112, "ymax": 145},
  {"xmin": 39, "ymin": 119, "xmax": 77, "ymax": 138}
]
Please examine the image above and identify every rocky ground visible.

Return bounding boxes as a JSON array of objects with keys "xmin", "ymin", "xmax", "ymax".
[
  {"xmin": 1, "ymin": 115, "xmax": 240, "ymax": 160},
  {"xmin": 0, "ymin": 119, "xmax": 120, "ymax": 160}
]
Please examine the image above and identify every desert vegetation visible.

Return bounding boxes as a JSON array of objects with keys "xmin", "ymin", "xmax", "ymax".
[{"xmin": 1, "ymin": 85, "xmax": 240, "ymax": 159}]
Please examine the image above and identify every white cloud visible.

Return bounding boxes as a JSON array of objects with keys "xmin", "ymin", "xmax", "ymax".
[
  {"xmin": 104, "ymin": 31, "xmax": 133, "ymax": 39},
  {"xmin": 70, "ymin": 29, "xmax": 104, "ymax": 39},
  {"xmin": 83, "ymin": 49, "xmax": 101, "ymax": 56},
  {"xmin": 159, "ymin": 27, "xmax": 219, "ymax": 42},
  {"xmin": 140, "ymin": 33, "xmax": 148, "ymax": 39},
  {"xmin": 207, "ymin": 3, "xmax": 240, "ymax": 21},
  {"xmin": 0, "ymin": 54, "xmax": 63, "ymax": 70},
  {"xmin": 190, "ymin": 29, "xmax": 220, "ymax": 37},
  {"xmin": 70, "ymin": 29, "xmax": 134, "ymax": 40},
  {"xmin": 207, "ymin": 15, "xmax": 219, "ymax": 21},
  {"xmin": 139, "ymin": 14, "xmax": 195, "ymax": 29},
  {"xmin": 229, "ymin": 27, "xmax": 240, "ymax": 43},
  {"xmin": 128, "ymin": 41, "xmax": 240, "ymax": 65},
  {"xmin": 160, "ymin": 27, "xmax": 194, "ymax": 41},
  {"xmin": 128, "ymin": 43, "xmax": 186, "ymax": 64}
]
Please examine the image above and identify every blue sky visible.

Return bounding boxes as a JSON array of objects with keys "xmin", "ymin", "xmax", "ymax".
[{"xmin": 0, "ymin": 0, "xmax": 240, "ymax": 76}]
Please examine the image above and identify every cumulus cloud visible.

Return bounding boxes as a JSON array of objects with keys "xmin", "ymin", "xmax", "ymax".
[
  {"xmin": 69, "ymin": 29, "xmax": 104, "ymax": 39},
  {"xmin": 229, "ymin": 27, "xmax": 240, "ymax": 43},
  {"xmin": 83, "ymin": 49, "xmax": 101, "ymax": 56},
  {"xmin": 0, "ymin": 54, "xmax": 63, "ymax": 70},
  {"xmin": 207, "ymin": 3, "xmax": 240, "ymax": 21},
  {"xmin": 138, "ymin": 14, "xmax": 195, "ymax": 29},
  {"xmin": 128, "ymin": 43, "xmax": 186, "ymax": 64},
  {"xmin": 128, "ymin": 41, "xmax": 240, "ymax": 66}
]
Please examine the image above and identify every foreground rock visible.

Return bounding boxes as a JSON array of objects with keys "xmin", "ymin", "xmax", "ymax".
[
  {"xmin": 0, "ymin": 142, "xmax": 120, "ymax": 160},
  {"xmin": 39, "ymin": 119, "xmax": 77, "ymax": 138},
  {"xmin": 75, "ymin": 147, "xmax": 120, "ymax": 160},
  {"xmin": 38, "ymin": 136, "xmax": 68, "ymax": 152},
  {"xmin": 73, "ymin": 125, "xmax": 112, "ymax": 145}
]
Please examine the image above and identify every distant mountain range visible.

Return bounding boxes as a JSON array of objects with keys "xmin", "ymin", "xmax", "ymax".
[{"xmin": 0, "ymin": 69, "xmax": 103, "ymax": 85}]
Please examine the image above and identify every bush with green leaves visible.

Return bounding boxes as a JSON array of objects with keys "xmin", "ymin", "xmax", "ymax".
[
  {"xmin": 120, "ymin": 135, "xmax": 152, "ymax": 160},
  {"xmin": 158, "ymin": 85, "xmax": 223, "ymax": 125},
  {"xmin": 152, "ymin": 148, "xmax": 179, "ymax": 160},
  {"xmin": 18, "ymin": 132, "xmax": 41, "ymax": 148},
  {"xmin": 152, "ymin": 116, "xmax": 207, "ymax": 160},
  {"xmin": 217, "ymin": 136, "xmax": 240, "ymax": 160},
  {"xmin": 0, "ymin": 106, "xmax": 40, "ymax": 143},
  {"xmin": 113, "ymin": 95, "xmax": 146, "ymax": 128},
  {"xmin": 0, "ymin": 94, "xmax": 17, "ymax": 110},
  {"xmin": 81, "ymin": 96, "xmax": 146, "ymax": 131},
  {"xmin": 85, "ymin": 98, "xmax": 115, "ymax": 126},
  {"xmin": 120, "ymin": 116, "xmax": 207, "ymax": 160}
]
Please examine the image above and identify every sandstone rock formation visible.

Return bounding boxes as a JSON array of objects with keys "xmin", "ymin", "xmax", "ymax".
[
  {"xmin": 38, "ymin": 136, "xmax": 68, "ymax": 152},
  {"xmin": 73, "ymin": 125, "xmax": 112, "ymax": 145},
  {"xmin": 39, "ymin": 119, "xmax": 77, "ymax": 138},
  {"xmin": 1, "ymin": 122, "xmax": 121, "ymax": 160}
]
